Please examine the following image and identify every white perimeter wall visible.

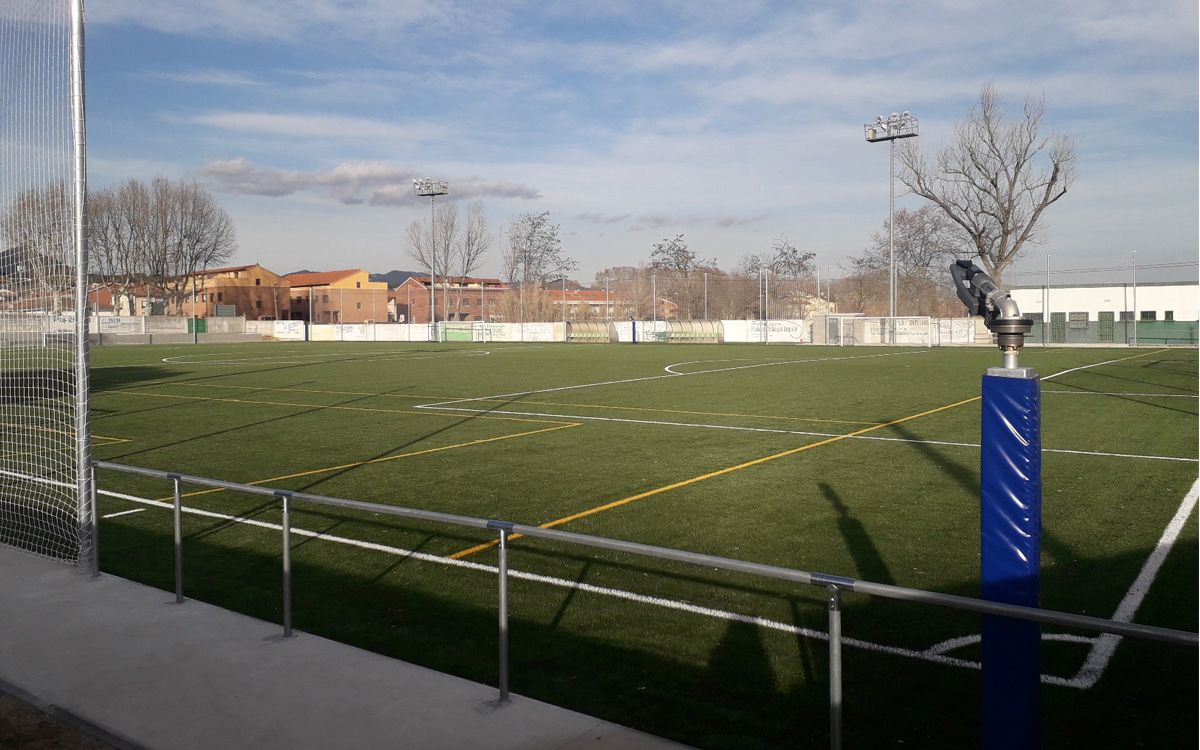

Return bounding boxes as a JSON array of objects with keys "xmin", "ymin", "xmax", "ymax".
[{"xmin": 1010, "ymin": 283, "xmax": 1199, "ymax": 320}]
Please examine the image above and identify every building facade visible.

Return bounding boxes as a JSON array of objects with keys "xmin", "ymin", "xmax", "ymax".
[
  {"xmin": 286, "ymin": 269, "xmax": 390, "ymax": 323},
  {"xmin": 393, "ymin": 276, "xmax": 509, "ymax": 323},
  {"xmin": 180, "ymin": 264, "xmax": 291, "ymax": 321}
]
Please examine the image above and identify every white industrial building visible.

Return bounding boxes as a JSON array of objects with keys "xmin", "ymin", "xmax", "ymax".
[{"xmin": 1009, "ymin": 281, "xmax": 1198, "ymax": 322}]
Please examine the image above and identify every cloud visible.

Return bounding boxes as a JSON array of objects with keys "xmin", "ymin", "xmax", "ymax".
[
  {"xmin": 573, "ymin": 212, "xmax": 631, "ymax": 224},
  {"xmin": 184, "ymin": 111, "xmax": 447, "ymax": 142},
  {"xmin": 202, "ymin": 158, "xmax": 540, "ymax": 206},
  {"xmin": 135, "ymin": 69, "xmax": 265, "ymax": 87}
]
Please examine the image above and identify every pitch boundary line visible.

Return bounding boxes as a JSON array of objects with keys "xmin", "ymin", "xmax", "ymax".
[
  {"xmin": 94, "ymin": 486, "xmax": 1094, "ymax": 688},
  {"xmin": 418, "ymin": 350, "xmax": 926, "ymax": 409}
]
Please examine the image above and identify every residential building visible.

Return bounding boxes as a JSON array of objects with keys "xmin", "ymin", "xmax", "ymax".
[
  {"xmin": 286, "ymin": 269, "xmax": 390, "ymax": 323},
  {"xmin": 179, "ymin": 264, "xmax": 291, "ymax": 321},
  {"xmin": 393, "ymin": 276, "xmax": 509, "ymax": 323}
]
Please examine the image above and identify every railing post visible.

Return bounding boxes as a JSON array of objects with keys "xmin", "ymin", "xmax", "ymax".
[
  {"xmin": 170, "ymin": 474, "xmax": 183, "ymax": 603},
  {"xmin": 279, "ymin": 491, "xmax": 293, "ymax": 637},
  {"xmin": 828, "ymin": 584, "xmax": 843, "ymax": 750},
  {"xmin": 488, "ymin": 520, "xmax": 513, "ymax": 704}
]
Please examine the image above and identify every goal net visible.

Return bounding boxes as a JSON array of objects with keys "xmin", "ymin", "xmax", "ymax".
[
  {"xmin": 831, "ymin": 316, "xmax": 933, "ymax": 347},
  {"xmin": 0, "ymin": 0, "xmax": 94, "ymax": 566}
]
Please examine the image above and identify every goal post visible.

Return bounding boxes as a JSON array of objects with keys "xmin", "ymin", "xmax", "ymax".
[{"xmin": 0, "ymin": 0, "xmax": 95, "ymax": 570}]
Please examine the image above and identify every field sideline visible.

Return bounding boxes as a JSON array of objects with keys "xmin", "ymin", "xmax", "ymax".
[{"xmin": 86, "ymin": 342, "xmax": 1197, "ymax": 749}]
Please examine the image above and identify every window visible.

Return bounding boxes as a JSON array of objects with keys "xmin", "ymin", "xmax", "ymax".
[
  {"xmin": 1165, "ymin": 311, "xmax": 1174, "ymax": 321},
  {"xmin": 1069, "ymin": 312, "xmax": 1088, "ymax": 329},
  {"xmin": 255, "ymin": 278, "xmax": 262, "ymax": 286},
  {"xmin": 322, "ymin": 294, "xmax": 329, "ymax": 303},
  {"xmin": 255, "ymin": 300, "xmax": 263, "ymax": 309},
  {"xmin": 356, "ymin": 281, "xmax": 361, "ymax": 289},
  {"xmin": 1119, "ymin": 311, "xmax": 1133, "ymax": 321},
  {"xmin": 201, "ymin": 293, "xmax": 207, "ymax": 302},
  {"xmin": 1140, "ymin": 310, "xmax": 1156, "ymax": 321},
  {"xmin": 217, "ymin": 293, "xmax": 223, "ymax": 302},
  {"xmin": 1028, "ymin": 312, "xmax": 1043, "ymax": 323},
  {"xmin": 356, "ymin": 302, "xmax": 362, "ymax": 310}
]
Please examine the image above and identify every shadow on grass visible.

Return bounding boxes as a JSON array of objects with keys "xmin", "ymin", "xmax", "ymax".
[
  {"xmin": 96, "ymin": 513, "xmax": 1197, "ymax": 750},
  {"xmin": 819, "ymin": 482, "xmax": 895, "ymax": 586}
]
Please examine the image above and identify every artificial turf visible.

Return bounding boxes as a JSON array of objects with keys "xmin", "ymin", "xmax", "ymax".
[{"xmin": 85, "ymin": 341, "xmax": 1198, "ymax": 748}]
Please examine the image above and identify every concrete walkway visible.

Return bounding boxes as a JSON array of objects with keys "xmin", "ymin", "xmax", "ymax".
[{"xmin": 0, "ymin": 545, "xmax": 691, "ymax": 750}]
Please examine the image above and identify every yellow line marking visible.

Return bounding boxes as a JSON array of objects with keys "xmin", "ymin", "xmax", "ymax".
[
  {"xmin": 449, "ymin": 395, "xmax": 982, "ymax": 559},
  {"xmin": 109, "ymin": 389, "xmax": 570, "ymax": 426},
  {"xmin": 161, "ymin": 422, "xmax": 581, "ymax": 502}
]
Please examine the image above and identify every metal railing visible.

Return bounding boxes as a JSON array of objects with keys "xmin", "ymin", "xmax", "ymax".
[{"xmin": 92, "ymin": 460, "xmax": 1197, "ymax": 748}]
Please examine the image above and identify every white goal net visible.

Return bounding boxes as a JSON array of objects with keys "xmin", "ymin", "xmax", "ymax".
[{"xmin": 0, "ymin": 0, "xmax": 94, "ymax": 567}]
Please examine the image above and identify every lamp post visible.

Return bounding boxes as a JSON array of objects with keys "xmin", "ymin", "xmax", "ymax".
[
  {"xmin": 1131, "ymin": 250, "xmax": 1138, "ymax": 347},
  {"xmin": 413, "ymin": 178, "xmax": 448, "ymax": 338},
  {"xmin": 864, "ymin": 111, "xmax": 919, "ymax": 340}
]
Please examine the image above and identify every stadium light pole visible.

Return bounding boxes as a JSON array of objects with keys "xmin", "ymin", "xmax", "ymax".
[
  {"xmin": 864, "ymin": 111, "xmax": 918, "ymax": 339},
  {"xmin": 413, "ymin": 178, "xmax": 448, "ymax": 337}
]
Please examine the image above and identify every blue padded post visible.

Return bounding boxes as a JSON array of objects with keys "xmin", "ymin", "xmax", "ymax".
[{"xmin": 980, "ymin": 368, "xmax": 1042, "ymax": 749}]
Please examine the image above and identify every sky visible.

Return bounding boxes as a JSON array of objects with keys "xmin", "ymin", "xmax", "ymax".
[{"xmin": 84, "ymin": 0, "xmax": 1199, "ymax": 285}]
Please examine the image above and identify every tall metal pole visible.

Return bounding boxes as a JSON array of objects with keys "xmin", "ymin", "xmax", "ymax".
[
  {"xmin": 1044, "ymin": 255, "xmax": 1050, "ymax": 346},
  {"xmin": 703, "ymin": 272, "xmax": 708, "ymax": 320},
  {"xmin": 889, "ymin": 138, "xmax": 896, "ymax": 323},
  {"xmin": 430, "ymin": 196, "xmax": 436, "ymax": 329},
  {"xmin": 1131, "ymin": 250, "xmax": 1138, "ymax": 347},
  {"xmin": 191, "ymin": 275, "xmax": 197, "ymax": 344},
  {"xmin": 69, "ymin": 0, "xmax": 96, "ymax": 575},
  {"xmin": 651, "ymin": 274, "xmax": 657, "ymax": 326}
]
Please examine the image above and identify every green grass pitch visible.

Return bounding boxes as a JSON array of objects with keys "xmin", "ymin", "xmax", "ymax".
[{"xmin": 87, "ymin": 341, "xmax": 1197, "ymax": 749}]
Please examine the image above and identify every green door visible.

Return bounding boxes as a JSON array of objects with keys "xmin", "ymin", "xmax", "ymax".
[
  {"xmin": 1051, "ymin": 312, "xmax": 1066, "ymax": 343},
  {"xmin": 1098, "ymin": 311, "xmax": 1114, "ymax": 343}
]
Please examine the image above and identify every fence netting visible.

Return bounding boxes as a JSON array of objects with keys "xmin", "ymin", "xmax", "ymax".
[{"xmin": 0, "ymin": 0, "xmax": 91, "ymax": 564}]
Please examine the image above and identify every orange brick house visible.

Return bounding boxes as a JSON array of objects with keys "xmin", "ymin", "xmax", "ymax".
[
  {"xmin": 179, "ymin": 264, "xmax": 291, "ymax": 321},
  {"xmin": 286, "ymin": 269, "xmax": 390, "ymax": 323}
]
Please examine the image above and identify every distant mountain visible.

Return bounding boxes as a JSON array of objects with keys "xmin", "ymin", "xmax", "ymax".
[{"xmin": 369, "ymin": 269, "xmax": 424, "ymax": 287}]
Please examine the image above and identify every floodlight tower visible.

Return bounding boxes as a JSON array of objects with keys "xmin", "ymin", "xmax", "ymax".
[
  {"xmin": 863, "ymin": 112, "xmax": 919, "ymax": 333},
  {"xmin": 413, "ymin": 178, "xmax": 449, "ymax": 333}
]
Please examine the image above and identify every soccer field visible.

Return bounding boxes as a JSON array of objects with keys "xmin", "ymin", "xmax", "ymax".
[{"xmin": 87, "ymin": 341, "xmax": 1198, "ymax": 749}]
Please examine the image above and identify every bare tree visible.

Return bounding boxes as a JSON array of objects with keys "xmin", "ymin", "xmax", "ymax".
[
  {"xmin": 0, "ymin": 184, "xmax": 75, "ymax": 312},
  {"xmin": 898, "ymin": 83, "xmax": 1075, "ymax": 285},
  {"xmin": 853, "ymin": 206, "xmax": 961, "ymax": 316},
  {"xmin": 649, "ymin": 234, "xmax": 714, "ymax": 319},
  {"xmin": 90, "ymin": 179, "xmax": 150, "ymax": 314},
  {"xmin": 740, "ymin": 235, "xmax": 814, "ymax": 278},
  {"xmin": 405, "ymin": 202, "xmax": 461, "ymax": 321},
  {"xmin": 158, "ymin": 180, "xmax": 237, "ymax": 313},
  {"xmin": 450, "ymin": 201, "xmax": 492, "ymax": 319}
]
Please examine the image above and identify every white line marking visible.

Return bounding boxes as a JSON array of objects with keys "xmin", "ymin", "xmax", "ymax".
[
  {"xmin": 1041, "ymin": 350, "xmax": 1167, "ymax": 382},
  {"xmin": 1066, "ymin": 476, "xmax": 1199, "ymax": 688},
  {"xmin": 101, "ymin": 508, "xmax": 146, "ymax": 519},
  {"xmin": 419, "ymin": 350, "xmax": 926, "ymax": 408},
  {"xmin": 1043, "ymin": 390, "xmax": 1197, "ymax": 398},
  {"xmin": 925, "ymin": 632, "xmax": 1096, "ymax": 656},
  {"xmin": 162, "ymin": 349, "xmax": 491, "ymax": 366},
  {"xmin": 417, "ymin": 406, "xmax": 1197, "ymax": 463}
]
